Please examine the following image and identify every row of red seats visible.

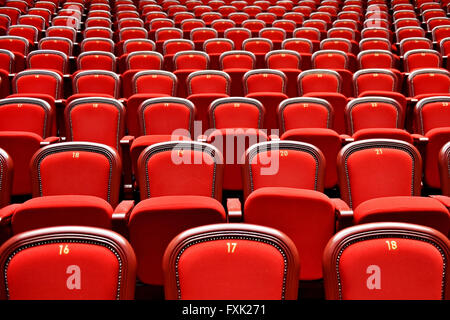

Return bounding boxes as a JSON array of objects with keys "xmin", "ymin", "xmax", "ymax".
[
  {"xmin": 0, "ymin": 91, "xmax": 449, "ymax": 195},
  {"xmin": 1, "ymin": 137, "xmax": 450, "ymax": 299},
  {"xmin": 0, "ymin": 0, "xmax": 448, "ymax": 301},
  {"xmin": 0, "ymin": 221, "xmax": 447, "ymax": 300}
]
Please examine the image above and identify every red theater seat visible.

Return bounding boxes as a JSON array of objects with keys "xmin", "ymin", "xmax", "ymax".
[
  {"xmin": 298, "ymin": 69, "xmax": 349, "ymax": 134},
  {"xmin": 26, "ymin": 50, "xmax": 69, "ymax": 75},
  {"xmin": 126, "ymin": 70, "xmax": 178, "ymax": 135},
  {"xmin": 128, "ymin": 141, "xmax": 225, "ymax": 286},
  {"xmin": 337, "ymin": 139, "xmax": 422, "ymax": 210},
  {"xmin": 414, "ymin": 96, "xmax": 450, "ymax": 189},
  {"xmin": 323, "ymin": 222, "xmax": 450, "ymax": 300},
  {"xmin": 64, "ymin": 97, "xmax": 125, "ymax": 152},
  {"xmin": 186, "ymin": 70, "xmax": 230, "ymax": 131},
  {"xmin": 243, "ymin": 69, "xmax": 288, "ymax": 130},
  {"xmin": 163, "ymin": 223, "xmax": 299, "ymax": 300},
  {"xmin": 0, "ymin": 226, "xmax": 137, "ymax": 300},
  {"xmin": 278, "ymin": 97, "xmax": 342, "ymax": 189},
  {"xmin": 220, "ymin": 50, "xmax": 256, "ymax": 97},
  {"xmin": 0, "ymin": 97, "xmax": 57, "ymax": 196},
  {"xmin": 207, "ymin": 97, "xmax": 267, "ymax": 191}
]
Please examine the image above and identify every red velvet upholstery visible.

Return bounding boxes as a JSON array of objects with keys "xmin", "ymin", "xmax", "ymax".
[
  {"xmin": 407, "ymin": 68, "xmax": 450, "ymax": 99},
  {"xmin": 0, "ymin": 226, "xmax": 136, "ymax": 300},
  {"xmin": 353, "ymin": 196, "xmax": 450, "ymax": 236},
  {"xmin": 40, "ymin": 36, "xmax": 73, "ymax": 57},
  {"xmin": 163, "ymin": 223, "xmax": 299, "ymax": 300},
  {"xmin": 323, "ymin": 222, "xmax": 450, "ymax": 300},
  {"xmin": 281, "ymin": 128, "xmax": 341, "ymax": 189},
  {"xmin": 173, "ymin": 50, "xmax": 209, "ymax": 98},
  {"xmin": 423, "ymin": 127, "xmax": 450, "ymax": 189},
  {"xmin": 298, "ymin": 69, "xmax": 349, "ymax": 134},
  {"xmin": 352, "ymin": 128, "xmax": 414, "ymax": 144},
  {"xmin": 244, "ymin": 69, "xmax": 288, "ymax": 130},
  {"xmin": 137, "ymin": 97, "xmax": 194, "ymax": 136},
  {"xmin": 265, "ymin": 49, "xmax": 302, "ymax": 97},
  {"xmin": 0, "ymin": 148, "xmax": 12, "ymax": 208},
  {"xmin": 243, "ymin": 140, "xmax": 326, "ymax": 199},
  {"xmin": 415, "ymin": 96, "xmax": 450, "ymax": 136},
  {"xmin": 26, "ymin": 49, "xmax": 69, "ymax": 74},
  {"xmin": 0, "ymin": 97, "xmax": 54, "ymax": 195},
  {"xmin": 128, "ymin": 195, "xmax": 226, "ymax": 285},
  {"xmin": 65, "ymin": 97, "xmax": 125, "ymax": 151},
  {"xmin": 71, "ymin": 70, "xmax": 120, "ymax": 99},
  {"xmin": 403, "ymin": 49, "xmax": 442, "ymax": 72},
  {"xmin": 12, "ymin": 69, "xmax": 63, "ymax": 99},
  {"xmin": 244, "ymin": 187, "xmax": 336, "ymax": 280},
  {"xmin": 278, "ymin": 97, "xmax": 333, "ymax": 131},
  {"xmin": 126, "ymin": 70, "xmax": 177, "ymax": 135},
  {"xmin": 186, "ymin": 70, "xmax": 230, "ymax": 131},
  {"xmin": 220, "ymin": 50, "xmax": 256, "ymax": 96},
  {"xmin": 10, "ymin": 195, "xmax": 113, "ymax": 234},
  {"xmin": 337, "ymin": 139, "xmax": 422, "ymax": 209},
  {"xmin": 209, "ymin": 97, "xmax": 265, "ymax": 129},
  {"xmin": 207, "ymin": 97, "xmax": 266, "ymax": 190},
  {"xmin": 30, "ymin": 142, "xmax": 122, "ymax": 207},
  {"xmin": 345, "ymin": 97, "xmax": 404, "ymax": 135}
]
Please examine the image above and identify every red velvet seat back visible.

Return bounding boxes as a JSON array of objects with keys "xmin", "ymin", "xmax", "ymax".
[
  {"xmin": 298, "ymin": 69, "xmax": 342, "ymax": 94},
  {"xmin": 137, "ymin": 97, "xmax": 194, "ymax": 136},
  {"xmin": 72, "ymin": 70, "xmax": 120, "ymax": 98},
  {"xmin": 345, "ymin": 97, "xmax": 403, "ymax": 135},
  {"xmin": 414, "ymin": 96, "xmax": 450, "ymax": 135},
  {"xmin": 278, "ymin": 97, "xmax": 333, "ymax": 131},
  {"xmin": 0, "ymin": 226, "xmax": 137, "ymax": 300},
  {"xmin": 31, "ymin": 142, "xmax": 122, "ymax": 207},
  {"xmin": 353, "ymin": 69, "xmax": 398, "ymax": 95},
  {"xmin": 439, "ymin": 142, "xmax": 450, "ymax": 196},
  {"xmin": 0, "ymin": 97, "xmax": 53, "ymax": 138},
  {"xmin": 323, "ymin": 222, "xmax": 450, "ymax": 300},
  {"xmin": 126, "ymin": 51, "xmax": 162, "ymax": 70},
  {"xmin": 133, "ymin": 70, "xmax": 177, "ymax": 95},
  {"xmin": 337, "ymin": 139, "xmax": 422, "ymax": 209},
  {"xmin": 65, "ymin": 97, "xmax": 125, "ymax": 151},
  {"xmin": 13, "ymin": 70, "xmax": 62, "ymax": 99},
  {"xmin": 243, "ymin": 140, "xmax": 326, "ymax": 199},
  {"xmin": 163, "ymin": 223, "xmax": 299, "ymax": 300},
  {"xmin": 137, "ymin": 141, "xmax": 223, "ymax": 201},
  {"xmin": 312, "ymin": 50, "xmax": 348, "ymax": 69},
  {"xmin": 174, "ymin": 51, "xmax": 209, "ymax": 70},
  {"xmin": 209, "ymin": 97, "xmax": 264, "ymax": 129},
  {"xmin": 408, "ymin": 69, "xmax": 450, "ymax": 97},
  {"xmin": 244, "ymin": 69, "xmax": 286, "ymax": 94},
  {"xmin": 77, "ymin": 51, "xmax": 116, "ymax": 71},
  {"xmin": 27, "ymin": 50, "xmax": 68, "ymax": 74},
  {"xmin": 187, "ymin": 70, "xmax": 230, "ymax": 95}
]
